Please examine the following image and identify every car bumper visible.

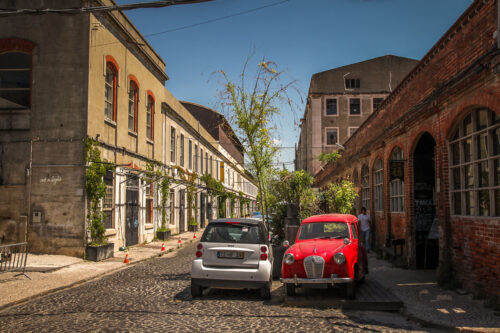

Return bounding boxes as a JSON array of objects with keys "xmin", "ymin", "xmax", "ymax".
[
  {"xmin": 280, "ymin": 274, "xmax": 353, "ymax": 286},
  {"xmin": 191, "ymin": 259, "xmax": 272, "ymax": 288}
]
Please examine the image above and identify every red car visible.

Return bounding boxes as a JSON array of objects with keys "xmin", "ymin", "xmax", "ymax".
[{"xmin": 280, "ymin": 214, "xmax": 368, "ymax": 299}]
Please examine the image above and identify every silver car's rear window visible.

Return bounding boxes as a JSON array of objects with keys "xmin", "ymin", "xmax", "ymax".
[{"xmin": 201, "ymin": 223, "xmax": 264, "ymax": 244}]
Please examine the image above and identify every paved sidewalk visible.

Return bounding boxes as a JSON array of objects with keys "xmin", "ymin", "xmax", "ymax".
[
  {"xmin": 368, "ymin": 254, "xmax": 500, "ymax": 332},
  {"xmin": 0, "ymin": 229, "xmax": 202, "ymax": 310}
]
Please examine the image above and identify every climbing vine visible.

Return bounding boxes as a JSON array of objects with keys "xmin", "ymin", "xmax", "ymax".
[
  {"xmin": 145, "ymin": 162, "xmax": 172, "ymax": 232},
  {"xmin": 85, "ymin": 138, "xmax": 113, "ymax": 246}
]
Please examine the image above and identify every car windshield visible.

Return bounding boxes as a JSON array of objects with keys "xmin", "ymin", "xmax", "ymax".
[
  {"xmin": 201, "ymin": 223, "xmax": 264, "ymax": 244},
  {"xmin": 297, "ymin": 222, "xmax": 350, "ymax": 240}
]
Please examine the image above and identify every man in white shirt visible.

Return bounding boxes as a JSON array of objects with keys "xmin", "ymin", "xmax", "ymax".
[{"xmin": 358, "ymin": 207, "xmax": 371, "ymax": 252}]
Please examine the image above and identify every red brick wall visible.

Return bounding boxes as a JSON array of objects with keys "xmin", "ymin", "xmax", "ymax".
[{"xmin": 315, "ymin": 0, "xmax": 500, "ymax": 296}]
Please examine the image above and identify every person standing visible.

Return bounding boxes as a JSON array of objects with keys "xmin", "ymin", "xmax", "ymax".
[{"xmin": 358, "ymin": 207, "xmax": 371, "ymax": 252}]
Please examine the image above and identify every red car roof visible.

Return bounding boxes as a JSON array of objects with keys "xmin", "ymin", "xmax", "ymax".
[{"xmin": 301, "ymin": 214, "xmax": 357, "ymax": 224}]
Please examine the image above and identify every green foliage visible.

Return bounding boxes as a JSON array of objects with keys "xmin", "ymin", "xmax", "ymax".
[
  {"xmin": 85, "ymin": 138, "xmax": 113, "ymax": 246},
  {"xmin": 268, "ymin": 170, "xmax": 318, "ymax": 238},
  {"xmin": 317, "ymin": 151, "xmax": 341, "ymax": 164},
  {"xmin": 157, "ymin": 227, "xmax": 170, "ymax": 232},
  {"xmin": 218, "ymin": 57, "xmax": 297, "ymax": 223},
  {"xmin": 145, "ymin": 161, "xmax": 173, "ymax": 230},
  {"xmin": 324, "ymin": 180, "xmax": 358, "ymax": 214},
  {"xmin": 188, "ymin": 217, "xmax": 198, "ymax": 226}
]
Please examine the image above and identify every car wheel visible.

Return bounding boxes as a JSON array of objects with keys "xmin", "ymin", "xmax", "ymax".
[
  {"xmin": 285, "ymin": 283, "xmax": 296, "ymax": 297},
  {"xmin": 191, "ymin": 280, "xmax": 202, "ymax": 298},
  {"xmin": 346, "ymin": 281, "xmax": 356, "ymax": 299},
  {"xmin": 260, "ymin": 284, "xmax": 271, "ymax": 300}
]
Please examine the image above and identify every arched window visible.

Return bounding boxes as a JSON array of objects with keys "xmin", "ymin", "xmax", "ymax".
[
  {"xmin": 0, "ymin": 38, "xmax": 34, "ymax": 110},
  {"xmin": 128, "ymin": 79, "xmax": 138, "ymax": 132},
  {"xmin": 104, "ymin": 61, "xmax": 118, "ymax": 121},
  {"xmin": 361, "ymin": 165, "xmax": 370, "ymax": 210},
  {"xmin": 389, "ymin": 147, "xmax": 404, "ymax": 212},
  {"xmin": 449, "ymin": 109, "xmax": 500, "ymax": 216},
  {"xmin": 373, "ymin": 158, "xmax": 383, "ymax": 211},
  {"xmin": 146, "ymin": 92, "xmax": 154, "ymax": 141}
]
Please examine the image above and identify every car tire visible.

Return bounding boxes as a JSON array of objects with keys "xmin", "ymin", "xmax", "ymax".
[
  {"xmin": 260, "ymin": 284, "xmax": 271, "ymax": 300},
  {"xmin": 285, "ymin": 283, "xmax": 296, "ymax": 297},
  {"xmin": 191, "ymin": 281, "xmax": 202, "ymax": 298},
  {"xmin": 346, "ymin": 281, "xmax": 356, "ymax": 299}
]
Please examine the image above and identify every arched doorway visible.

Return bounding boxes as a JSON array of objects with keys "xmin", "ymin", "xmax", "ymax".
[{"xmin": 413, "ymin": 132, "xmax": 438, "ymax": 269}]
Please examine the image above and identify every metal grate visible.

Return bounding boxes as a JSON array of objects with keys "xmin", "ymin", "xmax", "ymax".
[{"xmin": 303, "ymin": 255, "xmax": 325, "ymax": 279}]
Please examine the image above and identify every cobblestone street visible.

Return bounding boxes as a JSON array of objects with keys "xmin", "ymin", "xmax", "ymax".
[{"xmin": 0, "ymin": 242, "xmax": 439, "ymax": 333}]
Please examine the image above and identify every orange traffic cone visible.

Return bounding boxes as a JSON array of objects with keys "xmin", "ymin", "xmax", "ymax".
[
  {"xmin": 178, "ymin": 236, "xmax": 182, "ymax": 244},
  {"xmin": 123, "ymin": 253, "xmax": 130, "ymax": 264},
  {"xmin": 161, "ymin": 243, "xmax": 165, "ymax": 251},
  {"xmin": 193, "ymin": 232, "xmax": 197, "ymax": 239}
]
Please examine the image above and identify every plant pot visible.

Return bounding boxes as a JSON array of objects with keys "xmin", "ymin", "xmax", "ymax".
[
  {"xmin": 188, "ymin": 225, "xmax": 198, "ymax": 232},
  {"xmin": 86, "ymin": 243, "xmax": 114, "ymax": 262},
  {"xmin": 156, "ymin": 230, "xmax": 171, "ymax": 241}
]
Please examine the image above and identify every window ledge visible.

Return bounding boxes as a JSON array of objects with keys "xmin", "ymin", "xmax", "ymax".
[
  {"xmin": 146, "ymin": 138, "xmax": 154, "ymax": 145},
  {"xmin": 145, "ymin": 223, "xmax": 154, "ymax": 230},
  {"xmin": 348, "ymin": 114, "xmax": 362, "ymax": 117},
  {"xmin": 105, "ymin": 118, "xmax": 117, "ymax": 127},
  {"xmin": 128, "ymin": 130, "xmax": 137, "ymax": 137},
  {"xmin": 324, "ymin": 114, "xmax": 338, "ymax": 117}
]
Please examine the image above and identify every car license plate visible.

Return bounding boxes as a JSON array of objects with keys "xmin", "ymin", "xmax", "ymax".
[{"xmin": 217, "ymin": 251, "xmax": 244, "ymax": 259}]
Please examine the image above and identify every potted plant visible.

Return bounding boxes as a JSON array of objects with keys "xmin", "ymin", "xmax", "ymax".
[
  {"xmin": 156, "ymin": 227, "xmax": 171, "ymax": 241},
  {"xmin": 188, "ymin": 217, "xmax": 199, "ymax": 232},
  {"xmin": 85, "ymin": 138, "xmax": 114, "ymax": 262}
]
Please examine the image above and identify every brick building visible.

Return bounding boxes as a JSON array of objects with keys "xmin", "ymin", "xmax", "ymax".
[
  {"xmin": 315, "ymin": 0, "xmax": 500, "ymax": 296},
  {"xmin": 295, "ymin": 55, "xmax": 418, "ymax": 175}
]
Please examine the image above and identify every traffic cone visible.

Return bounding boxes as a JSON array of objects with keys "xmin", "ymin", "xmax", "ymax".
[
  {"xmin": 123, "ymin": 253, "xmax": 130, "ymax": 264},
  {"xmin": 193, "ymin": 232, "xmax": 197, "ymax": 239},
  {"xmin": 161, "ymin": 243, "xmax": 166, "ymax": 251},
  {"xmin": 178, "ymin": 236, "xmax": 182, "ymax": 244}
]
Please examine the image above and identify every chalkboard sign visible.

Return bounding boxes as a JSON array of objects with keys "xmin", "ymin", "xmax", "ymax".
[{"xmin": 390, "ymin": 161, "xmax": 405, "ymax": 181}]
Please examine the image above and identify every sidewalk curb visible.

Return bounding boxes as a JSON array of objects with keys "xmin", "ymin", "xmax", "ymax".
[
  {"xmin": 0, "ymin": 241, "xmax": 196, "ymax": 312},
  {"xmin": 401, "ymin": 308, "xmax": 490, "ymax": 333}
]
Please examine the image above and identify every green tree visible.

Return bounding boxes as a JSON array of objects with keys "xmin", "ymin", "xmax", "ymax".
[
  {"xmin": 324, "ymin": 180, "xmax": 358, "ymax": 214},
  {"xmin": 218, "ymin": 58, "xmax": 297, "ymax": 223},
  {"xmin": 268, "ymin": 170, "xmax": 318, "ymax": 238},
  {"xmin": 85, "ymin": 138, "xmax": 113, "ymax": 246}
]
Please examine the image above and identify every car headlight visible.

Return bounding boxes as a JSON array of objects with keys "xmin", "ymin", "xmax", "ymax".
[
  {"xmin": 333, "ymin": 253, "xmax": 346, "ymax": 264},
  {"xmin": 284, "ymin": 253, "xmax": 295, "ymax": 265}
]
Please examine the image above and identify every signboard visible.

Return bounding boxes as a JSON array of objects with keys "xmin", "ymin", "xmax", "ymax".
[{"xmin": 390, "ymin": 161, "xmax": 405, "ymax": 181}]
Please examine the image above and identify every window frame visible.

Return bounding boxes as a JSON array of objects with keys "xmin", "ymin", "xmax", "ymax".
[
  {"xmin": 349, "ymin": 98, "xmax": 361, "ymax": 116},
  {"xmin": 179, "ymin": 134, "xmax": 185, "ymax": 167},
  {"xmin": 146, "ymin": 91, "xmax": 155, "ymax": 141},
  {"xmin": 373, "ymin": 158, "xmax": 383, "ymax": 212},
  {"xmin": 170, "ymin": 127, "xmax": 176, "ymax": 164},
  {"xmin": 448, "ymin": 109, "xmax": 500, "ymax": 217},
  {"xmin": 325, "ymin": 127, "xmax": 339, "ymax": 146},
  {"xmin": 188, "ymin": 140, "xmax": 193, "ymax": 170},
  {"xmin": 373, "ymin": 97, "xmax": 384, "ymax": 112},
  {"xmin": 128, "ymin": 78, "xmax": 139, "ymax": 133},
  {"xmin": 389, "ymin": 147, "xmax": 405, "ymax": 213},
  {"xmin": 325, "ymin": 98, "xmax": 338, "ymax": 116},
  {"xmin": 0, "ymin": 42, "xmax": 33, "ymax": 110},
  {"xmin": 345, "ymin": 78, "xmax": 360, "ymax": 89},
  {"xmin": 104, "ymin": 62, "xmax": 118, "ymax": 122}
]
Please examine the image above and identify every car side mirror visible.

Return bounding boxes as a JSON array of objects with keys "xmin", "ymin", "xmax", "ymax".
[
  {"xmin": 344, "ymin": 238, "xmax": 350, "ymax": 245},
  {"xmin": 282, "ymin": 240, "xmax": 290, "ymax": 248}
]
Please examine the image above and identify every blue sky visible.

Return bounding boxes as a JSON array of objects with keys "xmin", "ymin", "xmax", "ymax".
[{"xmin": 116, "ymin": 0, "xmax": 473, "ymax": 169}]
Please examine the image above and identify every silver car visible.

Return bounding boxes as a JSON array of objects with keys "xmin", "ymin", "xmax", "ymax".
[{"xmin": 191, "ymin": 218, "xmax": 273, "ymax": 299}]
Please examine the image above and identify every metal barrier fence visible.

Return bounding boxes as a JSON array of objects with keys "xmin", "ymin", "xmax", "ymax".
[{"xmin": 0, "ymin": 242, "xmax": 31, "ymax": 279}]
